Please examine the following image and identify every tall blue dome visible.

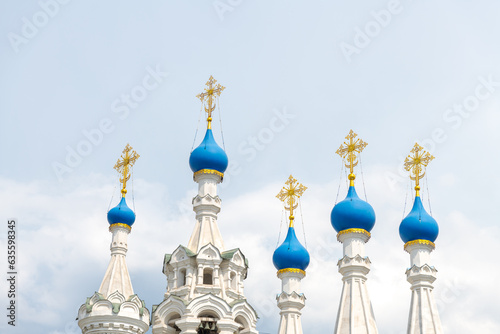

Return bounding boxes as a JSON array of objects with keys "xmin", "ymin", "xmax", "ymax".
[
  {"xmin": 331, "ymin": 186, "xmax": 376, "ymax": 233},
  {"xmin": 107, "ymin": 197, "xmax": 136, "ymax": 227},
  {"xmin": 189, "ymin": 129, "xmax": 228, "ymax": 174},
  {"xmin": 273, "ymin": 227, "xmax": 310, "ymax": 272},
  {"xmin": 399, "ymin": 196, "xmax": 439, "ymax": 243}
]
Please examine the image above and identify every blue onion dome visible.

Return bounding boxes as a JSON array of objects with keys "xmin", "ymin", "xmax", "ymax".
[
  {"xmin": 330, "ymin": 186, "xmax": 376, "ymax": 233},
  {"xmin": 189, "ymin": 129, "xmax": 228, "ymax": 174},
  {"xmin": 399, "ymin": 196, "xmax": 439, "ymax": 243},
  {"xmin": 273, "ymin": 227, "xmax": 310, "ymax": 272},
  {"xmin": 107, "ymin": 197, "xmax": 136, "ymax": 227}
]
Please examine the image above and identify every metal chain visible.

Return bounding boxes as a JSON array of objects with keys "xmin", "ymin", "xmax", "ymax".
[
  {"xmin": 190, "ymin": 103, "xmax": 204, "ymax": 152},
  {"xmin": 276, "ymin": 208, "xmax": 285, "ymax": 249},
  {"xmin": 217, "ymin": 97, "xmax": 226, "ymax": 151},
  {"xmin": 299, "ymin": 198, "xmax": 308, "ymax": 249},
  {"xmin": 359, "ymin": 153, "xmax": 368, "ymax": 201}
]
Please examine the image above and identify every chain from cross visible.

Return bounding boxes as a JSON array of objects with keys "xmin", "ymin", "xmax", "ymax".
[
  {"xmin": 276, "ymin": 175, "xmax": 307, "ymax": 227},
  {"xmin": 336, "ymin": 130, "xmax": 367, "ymax": 185},
  {"xmin": 113, "ymin": 144, "xmax": 140, "ymax": 197},
  {"xmin": 404, "ymin": 143, "xmax": 434, "ymax": 196},
  {"xmin": 196, "ymin": 76, "xmax": 225, "ymax": 129}
]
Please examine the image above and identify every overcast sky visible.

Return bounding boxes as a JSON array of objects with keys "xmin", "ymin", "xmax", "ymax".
[{"xmin": 1, "ymin": 1, "xmax": 500, "ymax": 333}]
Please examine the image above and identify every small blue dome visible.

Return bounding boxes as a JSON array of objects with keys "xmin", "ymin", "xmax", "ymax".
[
  {"xmin": 273, "ymin": 227, "xmax": 310, "ymax": 271},
  {"xmin": 189, "ymin": 129, "xmax": 228, "ymax": 174},
  {"xmin": 331, "ymin": 186, "xmax": 376, "ymax": 233},
  {"xmin": 107, "ymin": 197, "xmax": 136, "ymax": 226},
  {"xmin": 399, "ymin": 196, "xmax": 439, "ymax": 243}
]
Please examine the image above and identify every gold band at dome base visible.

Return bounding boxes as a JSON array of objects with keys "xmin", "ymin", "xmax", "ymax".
[
  {"xmin": 193, "ymin": 169, "xmax": 224, "ymax": 180},
  {"xmin": 277, "ymin": 268, "xmax": 306, "ymax": 277},
  {"xmin": 109, "ymin": 223, "xmax": 132, "ymax": 231},
  {"xmin": 404, "ymin": 239, "xmax": 435, "ymax": 250},
  {"xmin": 337, "ymin": 228, "xmax": 371, "ymax": 238}
]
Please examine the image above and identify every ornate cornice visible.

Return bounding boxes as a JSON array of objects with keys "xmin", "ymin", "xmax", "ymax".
[
  {"xmin": 193, "ymin": 169, "xmax": 224, "ymax": 179},
  {"xmin": 277, "ymin": 268, "xmax": 306, "ymax": 276},
  {"xmin": 337, "ymin": 228, "xmax": 371, "ymax": 238},
  {"xmin": 404, "ymin": 239, "xmax": 435, "ymax": 251},
  {"xmin": 109, "ymin": 223, "xmax": 131, "ymax": 231}
]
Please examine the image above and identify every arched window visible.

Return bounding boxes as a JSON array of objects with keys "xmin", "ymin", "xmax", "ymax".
[
  {"xmin": 178, "ymin": 268, "xmax": 186, "ymax": 287},
  {"xmin": 230, "ymin": 272, "xmax": 237, "ymax": 290},
  {"xmin": 203, "ymin": 268, "xmax": 213, "ymax": 285}
]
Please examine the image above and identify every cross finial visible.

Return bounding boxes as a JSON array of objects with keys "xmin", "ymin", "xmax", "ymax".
[
  {"xmin": 276, "ymin": 175, "xmax": 307, "ymax": 227},
  {"xmin": 113, "ymin": 144, "xmax": 140, "ymax": 197},
  {"xmin": 336, "ymin": 130, "xmax": 368, "ymax": 186},
  {"xmin": 196, "ymin": 76, "xmax": 225, "ymax": 130},
  {"xmin": 404, "ymin": 143, "xmax": 434, "ymax": 197}
]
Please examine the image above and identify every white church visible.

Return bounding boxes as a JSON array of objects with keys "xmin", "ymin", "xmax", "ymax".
[{"xmin": 77, "ymin": 76, "xmax": 443, "ymax": 334}]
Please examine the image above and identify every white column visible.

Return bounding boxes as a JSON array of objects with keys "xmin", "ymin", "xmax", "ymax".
[
  {"xmin": 334, "ymin": 230, "xmax": 378, "ymax": 334},
  {"xmin": 277, "ymin": 270, "xmax": 306, "ymax": 334},
  {"xmin": 405, "ymin": 242, "xmax": 443, "ymax": 334},
  {"xmin": 188, "ymin": 173, "xmax": 225, "ymax": 253}
]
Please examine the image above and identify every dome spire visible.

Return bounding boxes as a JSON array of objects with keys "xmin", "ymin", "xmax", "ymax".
[
  {"xmin": 276, "ymin": 175, "xmax": 307, "ymax": 227},
  {"xmin": 336, "ymin": 129, "xmax": 367, "ymax": 187},
  {"xmin": 404, "ymin": 143, "xmax": 434, "ymax": 197},
  {"xmin": 113, "ymin": 143, "xmax": 140, "ymax": 198},
  {"xmin": 196, "ymin": 75, "xmax": 225, "ymax": 130}
]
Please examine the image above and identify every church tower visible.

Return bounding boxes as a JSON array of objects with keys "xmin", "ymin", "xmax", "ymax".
[
  {"xmin": 272, "ymin": 176, "xmax": 310, "ymax": 334},
  {"xmin": 330, "ymin": 130, "xmax": 378, "ymax": 334},
  {"xmin": 77, "ymin": 145, "xmax": 150, "ymax": 334},
  {"xmin": 399, "ymin": 144, "xmax": 443, "ymax": 334},
  {"xmin": 151, "ymin": 76, "xmax": 259, "ymax": 334}
]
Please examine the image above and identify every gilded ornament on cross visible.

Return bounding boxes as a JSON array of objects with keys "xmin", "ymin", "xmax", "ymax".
[
  {"xmin": 404, "ymin": 143, "xmax": 434, "ymax": 196},
  {"xmin": 113, "ymin": 144, "xmax": 140, "ymax": 197},
  {"xmin": 276, "ymin": 175, "xmax": 307, "ymax": 227},
  {"xmin": 196, "ymin": 76, "xmax": 225, "ymax": 129},
  {"xmin": 336, "ymin": 130, "xmax": 367, "ymax": 186}
]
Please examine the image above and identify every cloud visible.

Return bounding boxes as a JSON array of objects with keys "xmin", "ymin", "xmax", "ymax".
[{"xmin": 0, "ymin": 170, "xmax": 499, "ymax": 333}]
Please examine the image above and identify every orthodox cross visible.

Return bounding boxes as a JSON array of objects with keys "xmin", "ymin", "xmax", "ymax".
[
  {"xmin": 113, "ymin": 144, "xmax": 140, "ymax": 197},
  {"xmin": 196, "ymin": 76, "xmax": 225, "ymax": 129},
  {"xmin": 336, "ymin": 129, "xmax": 367, "ymax": 186},
  {"xmin": 404, "ymin": 143, "xmax": 434, "ymax": 197},
  {"xmin": 276, "ymin": 175, "xmax": 307, "ymax": 227}
]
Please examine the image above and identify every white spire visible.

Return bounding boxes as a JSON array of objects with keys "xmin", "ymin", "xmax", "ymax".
[
  {"xmin": 334, "ymin": 230, "xmax": 378, "ymax": 334},
  {"xmin": 77, "ymin": 223, "xmax": 150, "ymax": 334},
  {"xmin": 187, "ymin": 172, "xmax": 225, "ymax": 253},
  {"xmin": 404, "ymin": 241, "xmax": 443, "ymax": 334}
]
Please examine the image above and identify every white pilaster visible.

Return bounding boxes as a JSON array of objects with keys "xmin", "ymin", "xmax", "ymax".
[
  {"xmin": 277, "ymin": 270, "xmax": 306, "ymax": 334},
  {"xmin": 188, "ymin": 173, "xmax": 225, "ymax": 253},
  {"xmin": 334, "ymin": 230, "xmax": 378, "ymax": 334},
  {"xmin": 404, "ymin": 242, "xmax": 443, "ymax": 334}
]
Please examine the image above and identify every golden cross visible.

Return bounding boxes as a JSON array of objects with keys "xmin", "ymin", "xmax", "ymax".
[
  {"xmin": 404, "ymin": 143, "xmax": 434, "ymax": 197},
  {"xmin": 336, "ymin": 130, "xmax": 367, "ymax": 186},
  {"xmin": 276, "ymin": 175, "xmax": 307, "ymax": 227},
  {"xmin": 113, "ymin": 144, "xmax": 140, "ymax": 197},
  {"xmin": 196, "ymin": 76, "xmax": 225, "ymax": 129}
]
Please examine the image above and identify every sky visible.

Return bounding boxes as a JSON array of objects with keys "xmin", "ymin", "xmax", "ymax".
[{"xmin": 1, "ymin": 0, "xmax": 500, "ymax": 333}]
